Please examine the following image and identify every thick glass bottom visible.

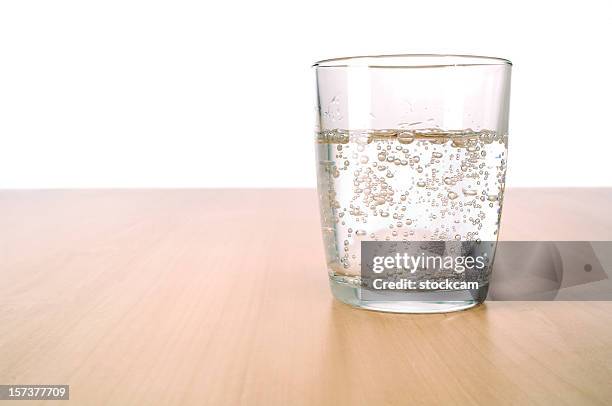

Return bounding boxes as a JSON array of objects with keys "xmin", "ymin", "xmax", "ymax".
[{"xmin": 330, "ymin": 276, "xmax": 487, "ymax": 314}]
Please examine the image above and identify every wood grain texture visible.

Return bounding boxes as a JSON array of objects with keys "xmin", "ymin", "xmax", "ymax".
[{"xmin": 0, "ymin": 188, "xmax": 611, "ymax": 405}]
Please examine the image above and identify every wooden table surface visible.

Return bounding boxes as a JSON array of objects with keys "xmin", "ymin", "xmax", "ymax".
[{"xmin": 1, "ymin": 188, "xmax": 611, "ymax": 405}]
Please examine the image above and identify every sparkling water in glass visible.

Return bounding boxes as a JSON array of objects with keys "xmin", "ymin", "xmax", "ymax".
[{"xmin": 314, "ymin": 54, "xmax": 512, "ymax": 313}]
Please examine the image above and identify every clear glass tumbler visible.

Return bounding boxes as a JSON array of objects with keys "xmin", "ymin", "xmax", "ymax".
[{"xmin": 314, "ymin": 54, "xmax": 512, "ymax": 313}]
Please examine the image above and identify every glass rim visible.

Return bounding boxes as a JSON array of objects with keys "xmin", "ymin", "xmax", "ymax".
[{"xmin": 312, "ymin": 54, "xmax": 512, "ymax": 68}]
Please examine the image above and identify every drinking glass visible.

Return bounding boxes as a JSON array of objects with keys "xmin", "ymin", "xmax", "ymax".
[{"xmin": 313, "ymin": 54, "xmax": 512, "ymax": 313}]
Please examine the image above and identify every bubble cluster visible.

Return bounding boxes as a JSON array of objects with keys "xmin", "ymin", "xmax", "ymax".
[{"xmin": 317, "ymin": 128, "xmax": 507, "ymax": 280}]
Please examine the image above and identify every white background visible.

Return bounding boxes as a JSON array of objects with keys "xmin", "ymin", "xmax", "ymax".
[{"xmin": 1, "ymin": 0, "xmax": 611, "ymax": 188}]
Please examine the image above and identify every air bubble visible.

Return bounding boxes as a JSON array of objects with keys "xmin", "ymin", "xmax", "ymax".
[{"xmin": 398, "ymin": 132, "xmax": 415, "ymax": 144}]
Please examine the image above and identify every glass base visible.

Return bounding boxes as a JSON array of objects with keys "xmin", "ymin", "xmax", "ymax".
[{"xmin": 329, "ymin": 276, "xmax": 487, "ymax": 314}]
